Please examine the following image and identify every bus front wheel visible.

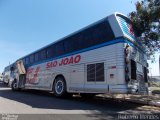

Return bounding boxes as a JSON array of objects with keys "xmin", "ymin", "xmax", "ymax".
[
  {"xmin": 53, "ymin": 76, "xmax": 67, "ymax": 97},
  {"xmin": 11, "ymin": 80, "xmax": 18, "ymax": 91}
]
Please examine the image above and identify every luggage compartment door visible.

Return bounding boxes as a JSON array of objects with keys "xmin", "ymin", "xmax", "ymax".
[{"xmin": 69, "ymin": 64, "xmax": 85, "ymax": 92}]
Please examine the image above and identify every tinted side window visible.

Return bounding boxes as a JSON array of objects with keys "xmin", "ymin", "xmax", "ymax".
[
  {"xmin": 47, "ymin": 45, "xmax": 56, "ymax": 58},
  {"xmin": 56, "ymin": 42, "xmax": 65, "ymax": 56},
  {"xmin": 74, "ymin": 33, "xmax": 84, "ymax": 50},
  {"xmin": 83, "ymin": 20, "xmax": 115, "ymax": 48},
  {"xmin": 35, "ymin": 52, "xmax": 39, "ymax": 62},
  {"xmin": 21, "ymin": 20, "xmax": 115, "ymax": 62},
  {"xmin": 39, "ymin": 49, "xmax": 46, "ymax": 60},
  {"xmin": 64, "ymin": 37, "xmax": 75, "ymax": 53},
  {"xmin": 65, "ymin": 20, "xmax": 115, "ymax": 53},
  {"xmin": 25, "ymin": 57, "xmax": 30, "ymax": 65},
  {"xmin": 82, "ymin": 28, "xmax": 92, "ymax": 49},
  {"xmin": 30, "ymin": 54, "xmax": 34, "ymax": 64},
  {"xmin": 22, "ymin": 59, "xmax": 25, "ymax": 65}
]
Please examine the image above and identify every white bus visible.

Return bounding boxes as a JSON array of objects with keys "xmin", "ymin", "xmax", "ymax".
[
  {"xmin": 8, "ymin": 13, "xmax": 148, "ymax": 97},
  {"xmin": 0, "ymin": 73, "xmax": 3, "ymax": 82},
  {"xmin": 2, "ymin": 65, "xmax": 11, "ymax": 84}
]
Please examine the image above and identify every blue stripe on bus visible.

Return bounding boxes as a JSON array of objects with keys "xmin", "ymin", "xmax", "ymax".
[
  {"xmin": 120, "ymin": 24, "xmax": 135, "ymax": 38},
  {"xmin": 120, "ymin": 25, "xmax": 136, "ymax": 40},
  {"xmin": 26, "ymin": 38, "xmax": 134, "ymax": 67},
  {"xmin": 122, "ymin": 29, "xmax": 136, "ymax": 40},
  {"xmin": 118, "ymin": 17, "xmax": 136, "ymax": 41}
]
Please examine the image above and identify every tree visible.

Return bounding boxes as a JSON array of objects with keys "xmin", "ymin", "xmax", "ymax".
[{"xmin": 129, "ymin": 0, "xmax": 160, "ymax": 59}]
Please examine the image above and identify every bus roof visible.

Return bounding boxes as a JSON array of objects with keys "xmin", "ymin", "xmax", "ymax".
[{"xmin": 17, "ymin": 12, "xmax": 129, "ymax": 61}]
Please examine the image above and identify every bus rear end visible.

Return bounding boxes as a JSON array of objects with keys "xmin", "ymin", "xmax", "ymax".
[
  {"xmin": 108, "ymin": 13, "xmax": 148, "ymax": 94},
  {"xmin": 128, "ymin": 45, "xmax": 148, "ymax": 94}
]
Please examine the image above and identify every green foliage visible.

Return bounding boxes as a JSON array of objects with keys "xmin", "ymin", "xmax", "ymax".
[{"xmin": 129, "ymin": 0, "xmax": 160, "ymax": 58}]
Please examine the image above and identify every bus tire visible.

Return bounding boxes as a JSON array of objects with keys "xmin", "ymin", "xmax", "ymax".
[
  {"xmin": 53, "ymin": 76, "xmax": 67, "ymax": 98},
  {"xmin": 11, "ymin": 80, "xmax": 18, "ymax": 91}
]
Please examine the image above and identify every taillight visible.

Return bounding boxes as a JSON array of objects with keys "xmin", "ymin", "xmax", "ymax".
[{"xmin": 125, "ymin": 44, "xmax": 130, "ymax": 82}]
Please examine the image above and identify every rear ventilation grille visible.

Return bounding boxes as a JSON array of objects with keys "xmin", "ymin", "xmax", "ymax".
[{"xmin": 87, "ymin": 63, "xmax": 104, "ymax": 82}]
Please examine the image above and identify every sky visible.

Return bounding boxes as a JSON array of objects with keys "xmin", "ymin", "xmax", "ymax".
[{"xmin": 0, "ymin": 0, "xmax": 159, "ymax": 76}]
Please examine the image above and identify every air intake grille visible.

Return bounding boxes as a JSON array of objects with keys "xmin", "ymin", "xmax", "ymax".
[{"xmin": 87, "ymin": 63, "xmax": 104, "ymax": 82}]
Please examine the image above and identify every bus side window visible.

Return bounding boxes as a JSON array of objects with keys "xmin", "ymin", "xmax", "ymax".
[
  {"xmin": 39, "ymin": 49, "xmax": 46, "ymax": 60},
  {"xmin": 64, "ymin": 37, "xmax": 75, "ymax": 53},
  {"xmin": 73, "ymin": 33, "xmax": 84, "ymax": 51},
  {"xmin": 30, "ymin": 54, "xmax": 34, "ymax": 64},
  {"xmin": 25, "ymin": 57, "xmax": 30, "ymax": 65},
  {"xmin": 35, "ymin": 52, "xmax": 39, "ymax": 62},
  {"xmin": 56, "ymin": 42, "xmax": 65, "ymax": 56},
  {"xmin": 22, "ymin": 59, "xmax": 25, "ymax": 65},
  {"xmin": 47, "ymin": 47, "xmax": 51, "ymax": 58},
  {"xmin": 131, "ymin": 60, "xmax": 136, "ymax": 80},
  {"xmin": 47, "ymin": 45, "xmax": 56, "ymax": 58}
]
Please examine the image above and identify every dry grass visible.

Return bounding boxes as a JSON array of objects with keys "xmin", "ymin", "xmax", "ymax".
[
  {"xmin": 149, "ymin": 87, "xmax": 160, "ymax": 94},
  {"xmin": 150, "ymin": 87, "xmax": 160, "ymax": 91}
]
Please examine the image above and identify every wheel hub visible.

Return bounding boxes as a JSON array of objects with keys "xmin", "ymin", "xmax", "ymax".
[{"xmin": 55, "ymin": 80, "xmax": 63, "ymax": 94}]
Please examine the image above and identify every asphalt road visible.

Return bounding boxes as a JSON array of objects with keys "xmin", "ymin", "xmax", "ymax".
[{"xmin": 0, "ymin": 82, "xmax": 160, "ymax": 120}]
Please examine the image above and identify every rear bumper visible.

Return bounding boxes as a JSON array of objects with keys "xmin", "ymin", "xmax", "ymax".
[
  {"xmin": 109, "ymin": 84, "xmax": 148, "ymax": 94},
  {"xmin": 109, "ymin": 85, "xmax": 131, "ymax": 94}
]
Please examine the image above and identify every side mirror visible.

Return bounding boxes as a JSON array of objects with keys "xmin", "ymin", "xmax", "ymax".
[{"xmin": 147, "ymin": 63, "xmax": 149, "ymax": 67}]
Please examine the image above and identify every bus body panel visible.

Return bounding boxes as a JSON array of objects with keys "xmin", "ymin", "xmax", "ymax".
[{"xmin": 24, "ymin": 41, "xmax": 129, "ymax": 94}]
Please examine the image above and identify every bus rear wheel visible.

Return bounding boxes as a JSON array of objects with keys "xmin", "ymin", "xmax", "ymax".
[{"xmin": 53, "ymin": 76, "xmax": 67, "ymax": 98}]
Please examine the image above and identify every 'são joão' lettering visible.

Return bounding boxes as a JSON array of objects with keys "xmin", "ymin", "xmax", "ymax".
[{"xmin": 46, "ymin": 55, "xmax": 81, "ymax": 68}]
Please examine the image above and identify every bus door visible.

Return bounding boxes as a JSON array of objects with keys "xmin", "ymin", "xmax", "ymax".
[
  {"xmin": 84, "ymin": 62, "xmax": 106, "ymax": 93},
  {"xmin": 16, "ymin": 60, "xmax": 26, "ymax": 88},
  {"xmin": 70, "ymin": 64, "xmax": 85, "ymax": 92}
]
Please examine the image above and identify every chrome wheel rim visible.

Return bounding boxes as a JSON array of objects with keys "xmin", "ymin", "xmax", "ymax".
[
  {"xmin": 55, "ymin": 80, "xmax": 63, "ymax": 94},
  {"xmin": 13, "ymin": 82, "xmax": 17, "ymax": 89}
]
